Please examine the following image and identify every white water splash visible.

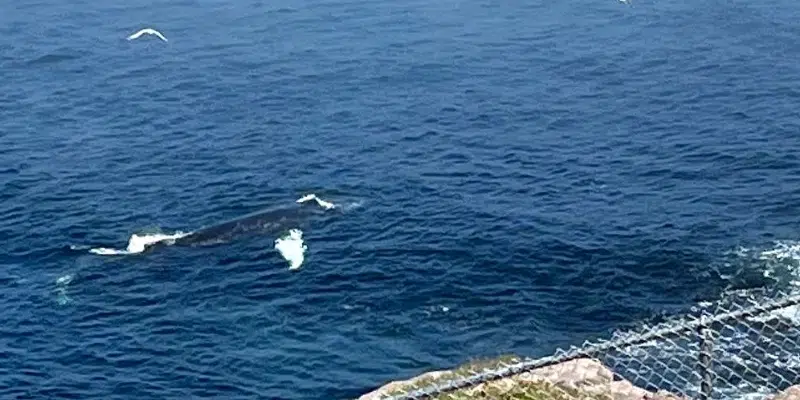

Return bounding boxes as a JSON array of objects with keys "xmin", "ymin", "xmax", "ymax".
[
  {"xmin": 55, "ymin": 274, "xmax": 73, "ymax": 305},
  {"xmin": 759, "ymin": 241, "xmax": 800, "ymax": 266},
  {"xmin": 722, "ymin": 240, "xmax": 800, "ymax": 291},
  {"xmin": 747, "ymin": 240, "xmax": 800, "ymax": 324},
  {"xmin": 274, "ymin": 229, "xmax": 307, "ymax": 270},
  {"xmin": 339, "ymin": 200, "xmax": 364, "ymax": 212},
  {"xmin": 88, "ymin": 231, "xmax": 189, "ymax": 255},
  {"xmin": 296, "ymin": 193, "xmax": 336, "ymax": 210}
]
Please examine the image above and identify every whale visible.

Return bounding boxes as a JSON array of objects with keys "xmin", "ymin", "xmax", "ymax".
[
  {"xmin": 175, "ymin": 195, "xmax": 337, "ymax": 247},
  {"xmin": 85, "ymin": 194, "xmax": 339, "ymax": 255}
]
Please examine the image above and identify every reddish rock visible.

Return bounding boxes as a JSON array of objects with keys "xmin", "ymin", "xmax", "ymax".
[
  {"xmin": 359, "ymin": 357, "xmax": 688, "ymax": 400},
  {"xmin": 770, "ymin": 385, "xmax": 800, "ymax": 400}
]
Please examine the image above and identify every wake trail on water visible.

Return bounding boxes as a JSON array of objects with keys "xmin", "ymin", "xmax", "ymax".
[{"xmin": 73, "ymin": 193, "xmax": 349, "ymax": 270}]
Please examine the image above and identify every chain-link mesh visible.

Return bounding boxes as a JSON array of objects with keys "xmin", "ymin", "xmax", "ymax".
[{"xmin": 358, "ymin": 289, "xmax": 800, "ymax": 400}]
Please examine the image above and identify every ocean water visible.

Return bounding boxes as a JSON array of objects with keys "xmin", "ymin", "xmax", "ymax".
[{"xmin": 3, "ymin": 0, "xmax": 800, "ymax": 398}]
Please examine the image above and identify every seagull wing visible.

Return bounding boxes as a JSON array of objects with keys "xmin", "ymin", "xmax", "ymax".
[
  {"xmin": 126, "ymin": 28, "xmax": 168, "ymax": 42},
  {"xmin": 126, "ymin": 29, "xmax": 145, "ymax": 40},
  {"xmin": 152, "ymin": 30, "xmax": 168, "ymax": 42}
]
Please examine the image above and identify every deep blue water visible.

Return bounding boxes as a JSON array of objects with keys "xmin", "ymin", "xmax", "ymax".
[{"xmin": 3, "ymin": 0, "xmax": 800, "ymax": 398}]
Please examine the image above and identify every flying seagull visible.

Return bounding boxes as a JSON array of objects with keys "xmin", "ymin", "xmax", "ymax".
[{"xmin": 127, "ymin": 28, "xmax": 168, "ymax": 42}]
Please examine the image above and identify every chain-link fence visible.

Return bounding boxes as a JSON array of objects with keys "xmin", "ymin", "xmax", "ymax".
[{"xmin": 358, "ymin": 289, "xmax": 800, "ymax": 400}]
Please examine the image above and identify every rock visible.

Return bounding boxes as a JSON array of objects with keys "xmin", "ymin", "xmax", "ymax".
[
  {"xmin": 358, "ymin": 357, "xmax": 687, "ymax": 400},
  {"xmin": 769, "ymin": 385, "xmax": 800, "ymax": 400},
  {"xmin": 358, "ymin": 370, "xmax": 451, "ymax": 400},
  {"xmin": 649, "ymin": 389, "xmax": 686, "ymax": 400},
  {"xmin": 519, "ymin": 359, "xmax": 686, "ymax": 400},
  {"xmin": 519, "ymin": 358, "xmax": 614, "ymax": 388}
]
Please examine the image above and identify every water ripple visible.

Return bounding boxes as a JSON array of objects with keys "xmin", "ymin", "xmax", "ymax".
[{"xmin": 4, "ymin": 0, "xmax": 800, "ymax": 399}]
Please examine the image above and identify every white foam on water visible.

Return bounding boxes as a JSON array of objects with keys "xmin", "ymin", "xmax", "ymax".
[
  {"xmin": 758, "ymin": 240, "xmax": 800, "ymax": 279},
  {"xmin": 297, "ymin": 193, "xmax": 365, "ymax": 213},
  {"xmin": 56, "ymin": 274, "xmax": 73, "ymax": 285},
  {"xmin": 713, "ymin": 240, "xmax": 800, "ymax": 325},
  {"xmin": 88, "ymin": 231, "xmax": 189, "ymax": 255},
  {"xmin": 774, "ymin": 353, "xmax": 800, "ymax": 369},
  {"xmin": 340, "ymin": 200, "xmax": 364, "ymax": 212},
  {"xmin": 274, "ymin": 228, "xmax": 307, "ymax": 270},
  {"xmin": 750, "ymin": 240, "xmax": 800, "ymax": 324},
  {"xmin": 296, "ymin": 193, "xmax": 336, "ymax": 210},
  {"xmin": 724, "ymin": 240, "xmax": 800, "ymax": 288},
  {"xmin": 55, "ymin": 274, "xmax": 73, "ymax": 305}
]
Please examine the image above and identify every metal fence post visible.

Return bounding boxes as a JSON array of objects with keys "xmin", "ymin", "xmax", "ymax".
[{"xmin": 698, "ymin": 314, "xmax": 713, "ymax": 400}]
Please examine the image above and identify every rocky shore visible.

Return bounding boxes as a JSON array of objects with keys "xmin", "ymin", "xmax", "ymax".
[{"xmin": 359, "ymin": 356, "xmax": 800, "ymax": 400}]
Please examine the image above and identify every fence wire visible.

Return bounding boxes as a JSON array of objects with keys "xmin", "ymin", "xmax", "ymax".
[{"xmin": 359, "ymin": 289, "xmax": 800, "ymax": 400}]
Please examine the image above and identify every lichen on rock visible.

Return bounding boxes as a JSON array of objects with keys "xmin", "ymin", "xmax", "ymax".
[{"xmin": 358, "ymin": 356, "xmax": 687, "ymax": 400}]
